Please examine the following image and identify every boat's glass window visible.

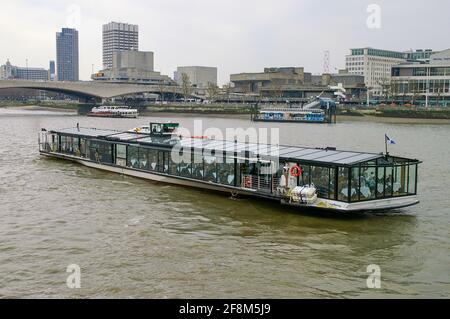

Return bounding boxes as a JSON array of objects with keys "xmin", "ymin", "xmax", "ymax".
[
  {"xmin": 73, "ymin": 137, "xmax": 80, "ymax": 156},
  {"xmin": 258, "ymin": 162, "xmax": 272, "ymax": 192},
  {"xmin": 385, "ymin": 166, "xmax": 394, "ymax": 197},
  {"xmin": 408, "ymin": 164, "xmax": 417, "ymax": 195},
  {"xmin": 89, "ymin": 141, "xmax": 112, "ymax": 164},
  {"xmin": 329, "ymin": 167, "xmax": 336, "ymax": 200},
  {"xmin": 394, "ymin": 165, "xmax": 408, "ymax": 196},
  {"xmin": 204, "ymin": 156, "xmax": 217, "ymax": 182},
  {"xmin": 80, "ymin": 139, "xmax": 86, "ymax": 158},
  {"xmin": 192, "ymin": 154, "xmax": 204, "ymax": 180},
  {"xmin": 66, "ymin": 136, "xmax": 73, "ymax": 153},
  {"xmin": 350, "ymin": 167, "xmax": 360, "ymax": 202},
  {"xmin": 60, "ymin": 135, "xmax": 66, "ymax": 152},
  {"xmin": 116, "ymin": 144, "xmax": 127, "ymax": 167},
  {"xmin": 139, "ymin": 148, "xmax": 149, "ymax": 170},
  {"xmin": 127, "ymin": 146, "xmax": 139, "ymax": 169},
  {"xmin": 235, "ymin": 160, "xmax": 242, "ymax": 187},
  {"xmin": 359, "ymin": 166, "xmax": 376, "ymax": 200},
  {"xmin": 299, "ymin": 165, "xmax": 311, "ymax": 186},
  {"xmin": 60, "ymin": 135, "xmax": 75, "ymax": 154},
  {"xmin": 158, "ymin": 152, "xmax": 165, "ymax": 173},
  {"xmin": 179, "ymin": 150, "xmax": 192, "ymax": 178},
  {"xmin": 218, "ymin": 159, "xmax": 235, "ymax": 186},
  {"xmin": 376, "ymin": 167, "xmax": 386, "ymax": 198},
  {"xmin": 337, "ymin": 167, "xmax": 350, "ymax": 202},
  {"xmin": 169, "ymin": 153, "xmax": 179, "ymax": 176},
  {"xmin": 311, "ymin": 166, "xmax": 331, "ymax": 199},
  {"xmin": 148, "ymin": 149, "xmax": 158, "ymax": 171}
]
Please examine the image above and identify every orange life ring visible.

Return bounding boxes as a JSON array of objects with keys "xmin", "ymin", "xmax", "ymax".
[{"xmin": 291, "ymin": 165, "xmax": 302, "ymax": 177}]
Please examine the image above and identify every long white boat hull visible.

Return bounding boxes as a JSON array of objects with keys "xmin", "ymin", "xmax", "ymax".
[{"xmin": 40, "ymin": 151, "xmax": 420, "ymax": 214}]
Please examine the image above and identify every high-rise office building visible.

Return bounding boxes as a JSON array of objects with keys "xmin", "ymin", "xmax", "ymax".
[
  {"xmin": 56, "ymin": 28, "xmax": 79, "ymax": 81},
  {"xmin": 49, "ymin": 60, "xmax": 56, "ymax": 81},
  {"xmin": 103, "ymin": 22, "xmax": 139, "ymax": 69}
]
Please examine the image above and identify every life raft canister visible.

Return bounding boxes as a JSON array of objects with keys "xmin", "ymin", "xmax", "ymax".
[{"xmin": 291, "ymin": 165, "xmax": 302, "ymax": 177}]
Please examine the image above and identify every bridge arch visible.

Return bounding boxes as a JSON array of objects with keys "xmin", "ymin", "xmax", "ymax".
[{"xmin": 0, "ymin": 80, "xmax": 200, "ymax": 102}]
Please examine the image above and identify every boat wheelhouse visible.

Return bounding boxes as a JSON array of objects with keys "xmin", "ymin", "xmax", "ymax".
[{"xmin": 38, "ymin": 124, "xmax": 421, "ymax": 213}]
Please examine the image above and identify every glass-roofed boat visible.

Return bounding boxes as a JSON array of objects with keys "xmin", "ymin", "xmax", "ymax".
[{"xmin": 38, "ymin": 123, "xmax": 421, "ymax": 213}]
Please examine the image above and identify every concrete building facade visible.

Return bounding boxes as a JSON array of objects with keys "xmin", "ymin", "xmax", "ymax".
[
  {"xmin": 103, "ymin": 22, "xmax": 139, "ymax": 69},
  {"xmin": 175, "ymin": 66, "xmax": 217, "ymax": 88},
  {"xmin": 92, "ymin": 50, "xmax": 174, "ymax": 86},
  {"xmin": 113, "ymin": 50, "xmax": 153, "ymax": 71},
  {"xmin": 346, "ymin": 48, "xmax": 406, "ymax": 95},
  {"xmin": 391, "ymin": 49, "xmax": 450, "ymax": 106},
  {"xmin": 56, "ymin": 28, "xmax": 79, "ymax": 81},
  {"xmin": 230, "ymin": 67, "xmax": 366, "ymax": 101},
  {"xmin": 345, "ymin": 48, "xmax": 439, "ymax": 96},
  {"xmin": 0, "ymin": 60, "xmax": 49, "ymax": 81},
  {"xmin": 230, "ymin": 67, "xmax": 306, "ymax": 93}
]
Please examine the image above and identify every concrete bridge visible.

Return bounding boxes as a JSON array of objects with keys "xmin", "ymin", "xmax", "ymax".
[{"xmin": 0, "ymin": 79, "xmax": 197, "ymax": 102}]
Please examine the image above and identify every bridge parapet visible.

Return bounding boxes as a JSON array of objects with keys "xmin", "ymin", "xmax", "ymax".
[{"xmin": 0, "ymin": 79, "xmax": 195, "ymax": 100}]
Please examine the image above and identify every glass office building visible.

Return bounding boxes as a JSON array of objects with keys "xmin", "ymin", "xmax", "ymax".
[{"xmin": 56, "ymin": 28, "xmax": 79, "ymax": 81}]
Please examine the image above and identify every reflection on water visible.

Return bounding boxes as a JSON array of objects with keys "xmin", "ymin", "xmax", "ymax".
[{"xmin": 0, "ymin": 108, "xmax": 448, "ymax": 298}]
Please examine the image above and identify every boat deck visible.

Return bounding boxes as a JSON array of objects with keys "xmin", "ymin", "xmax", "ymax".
[{"xmin": 51, "ymin": 127, "xmax": 386, "ymax": 167}]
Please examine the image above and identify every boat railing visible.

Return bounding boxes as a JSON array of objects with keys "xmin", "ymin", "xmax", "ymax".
[{"xmin": 242, "ymin": 174, "xmax": 273, "ymax": 193}]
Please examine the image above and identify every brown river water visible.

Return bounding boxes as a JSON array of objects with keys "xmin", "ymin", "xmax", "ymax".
[{"xmin": 0, "ymin": 108, "xmax": 448, "ymax": 298}]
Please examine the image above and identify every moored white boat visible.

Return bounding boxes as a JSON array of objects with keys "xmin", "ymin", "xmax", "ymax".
[
  {"xmin": 87, "ymin": 105, "xmax": 138, "ymax": 118},
  {"xmin": 38, "ymin": 123, "xmax": 421, "ymax": 214}
]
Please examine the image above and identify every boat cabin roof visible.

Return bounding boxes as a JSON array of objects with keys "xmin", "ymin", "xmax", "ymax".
[{"xmin": 50, "ymin": 127, "xmax": 419, "ymax": 166}]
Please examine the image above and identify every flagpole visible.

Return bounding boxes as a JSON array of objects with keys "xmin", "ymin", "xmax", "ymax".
[{"xmin": 385, "ymin": 134, "xmax": 388, "ymax": 156}]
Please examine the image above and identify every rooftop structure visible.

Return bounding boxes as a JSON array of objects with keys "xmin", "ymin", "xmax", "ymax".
[
  {"xmin": 230, "ymin": 67, "xmax": 366, "ymax": 101},
  {"xmin": 103, "ymin": 22, "xmax": 139, "ymax": 69},
  {"xmin": 175, "ymin": 66, "xmax": 218, "ymax": 88},
  {"xmin": 92, "ymin": 50, "xmax": 174, "ymax": 86}
]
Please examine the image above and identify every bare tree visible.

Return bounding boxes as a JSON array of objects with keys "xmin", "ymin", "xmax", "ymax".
[
  {"xmin": 240, "ymin": 85, "xmax": 249, "ymax": 104},
  {"xmin": 206, "ymin": 82, "xmax": 219, "ymax": 102},
  {"xmin": 436, "ymin": 82, "xmax": 444, "ymax": 107},
  {"xmin": 390, "ymin": 81, "xmax": 399, "ymax": 104},
  {"xmin": 272, "ymin": 85, "xmax": 284, "ymax": 101},
  {"xmin": 410, "ymin": 80, "xmax": 419, "ymax": 106},
  {"xmin": 157, "ymin": 82, "xmax": 165, "ymax": 103},
  {"xmin": 181, "ymin": 73, "xmax": 192, "ymax": 102},
  {"xmin": 379, "ymin": 78, "xmax": 391, "ymax": 101},
  {"xmin": 223, "ymin": 82, "xmax": 233, "ymax": 104}
]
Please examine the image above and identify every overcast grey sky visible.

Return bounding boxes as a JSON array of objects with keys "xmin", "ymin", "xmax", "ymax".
[{"xmin": 0, "ymin": 0, "xmax": 448, "ymax": 84}]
